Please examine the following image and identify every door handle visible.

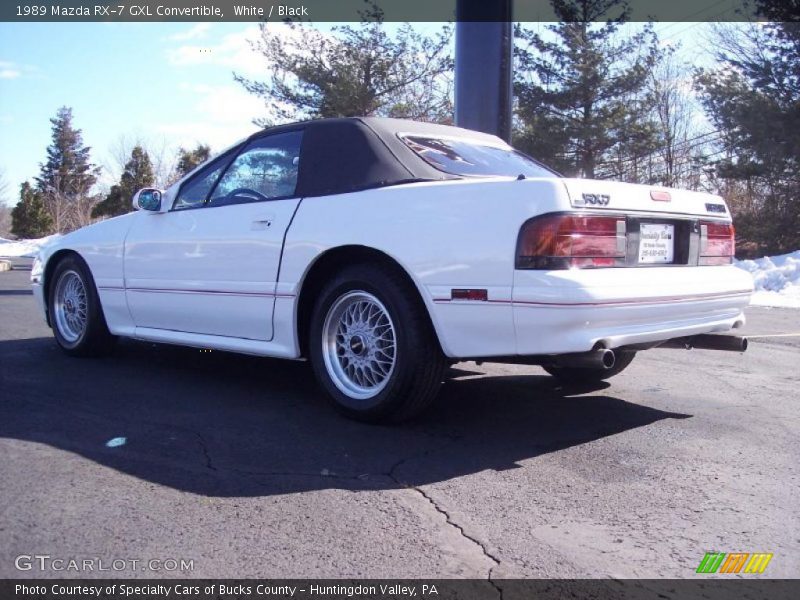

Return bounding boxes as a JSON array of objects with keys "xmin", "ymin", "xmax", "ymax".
[{"xmin": 251, "ymin": 216, "xmax": 274, "ymax": 230}]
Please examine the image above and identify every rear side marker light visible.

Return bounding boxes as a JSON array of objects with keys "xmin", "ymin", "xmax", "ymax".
[
  {"xmin": 517, "ymin": 214, "xmax": 627, "ymax": 270},
  {"xmin": 452, "ymin": 289, "xmax": 488, "ymax": 301},
  {"xmin": 450, "ymin": 289, "xmax": 489, "ymax": 302},
  {"xmin": 699, "ymin": 221, "xmax": 735, "ymax": 265}
]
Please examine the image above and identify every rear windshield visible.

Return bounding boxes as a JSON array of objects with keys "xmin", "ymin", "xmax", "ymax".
[{"xmin": 400, "ymin": 134, "xmax": 558, "ymax": 178}]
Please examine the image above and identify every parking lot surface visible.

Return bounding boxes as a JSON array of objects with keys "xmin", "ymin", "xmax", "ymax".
[{"xmin": 1, "ymin": 267, "xmax": 798, "ymax": 579}]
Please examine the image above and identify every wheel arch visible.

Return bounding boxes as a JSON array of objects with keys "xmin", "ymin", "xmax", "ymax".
[
  {"xmin": 42, "ymin": 249, "xmax": 86, "ymax": 325},
  {"xmin": 294, "ymin": 245, "xmax": 447, "ymax": 359}
]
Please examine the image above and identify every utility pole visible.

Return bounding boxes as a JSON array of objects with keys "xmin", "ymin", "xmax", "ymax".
[{"xmin": 455, "ymin": 0, "xmax": 514, "ymax": 142}]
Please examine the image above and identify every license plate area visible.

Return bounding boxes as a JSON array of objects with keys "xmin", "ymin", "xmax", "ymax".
[
  {"xmin": 625, "ymin": 217, "xmax": 694, "ymax": 266},
  {"xmin": 639, "ymin": 223, "xmax": 674, "ymax": 263}
]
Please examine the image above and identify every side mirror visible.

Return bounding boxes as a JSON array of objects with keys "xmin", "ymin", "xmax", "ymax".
[{"xmin": 132, "ymin": 188, "xmax": 163, "ymax": 212}]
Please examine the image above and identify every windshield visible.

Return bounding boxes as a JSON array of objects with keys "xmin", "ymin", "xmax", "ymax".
[{"xmin": 400, "ymin": 135, "xmax": 558, "ymax": 178}]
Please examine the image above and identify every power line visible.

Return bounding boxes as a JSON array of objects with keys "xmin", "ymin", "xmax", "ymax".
[
  {"xmin": 597, "ymin": 135, "xmax": 750, "ymax": 183},
  {"xmin": 604, "ymin": 129, "xmax": 725, "ymax": 169},
  {"xmin": 654, "ymin": 0, "xmax": 732, "ymax": 37}
]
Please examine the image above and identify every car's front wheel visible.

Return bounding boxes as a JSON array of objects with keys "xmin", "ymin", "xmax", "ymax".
[
  {"xmin": 48, "ymin": 254, "xmax": 116, "ymax": 356},
  {"xmin": 309, "ymin": 264, "xmax": 446, "ymax": 423}
]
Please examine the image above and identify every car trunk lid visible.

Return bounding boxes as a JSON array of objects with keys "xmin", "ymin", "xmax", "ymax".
[
  {"xmin": 560, "ymin": 178, "xmax": 730, "ymax": 219},
  {"xmin": 514, "ymin": 178, "xmax": 735, "ymax": 270}
]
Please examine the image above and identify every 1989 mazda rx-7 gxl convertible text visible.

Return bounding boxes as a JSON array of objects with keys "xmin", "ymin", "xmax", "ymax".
[{"xmin": 32, "ymin": 117, "xmax": 753, "ymax": 422}]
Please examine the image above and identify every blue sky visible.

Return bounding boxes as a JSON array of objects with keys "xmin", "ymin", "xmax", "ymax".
[
  {"xmin": 0, "ymin": 21, "xmax": 714, "ymax": 206},
  {"xmin": 0, "ymin": 21, "xmax": 302, "ymax": 202}
]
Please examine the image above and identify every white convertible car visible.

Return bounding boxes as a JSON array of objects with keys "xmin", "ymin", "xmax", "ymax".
[{"xmin": 32, "ymin": 117, "xmax": 753, "ymax": 422}]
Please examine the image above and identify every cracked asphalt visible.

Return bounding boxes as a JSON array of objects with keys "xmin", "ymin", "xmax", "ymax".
[{"xmin": 1, "ymin": 267, "xmax": 798, "ymax": 580}]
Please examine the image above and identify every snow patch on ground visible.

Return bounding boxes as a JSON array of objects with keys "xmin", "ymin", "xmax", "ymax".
[
  {"xmin": 0, "ymin": 235, "xmax": 61, "ymax": 258},
  {"xmin": 735, "ymin": 251, "xmax": 800, "ymax": 308}
]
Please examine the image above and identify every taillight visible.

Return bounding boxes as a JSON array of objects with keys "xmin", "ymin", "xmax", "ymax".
[
  {"xmin": 517, "ymin": 214, "xmax": 627, "ymax": 269},
  {"xmin": 699, "ymin": 221, "xmax": 734, "ymax": 265}
]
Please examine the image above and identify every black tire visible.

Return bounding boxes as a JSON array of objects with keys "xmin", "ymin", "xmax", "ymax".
[
  {"xmin": 543, "ymin": 350, "xmax": 636, "ymax": 384},
  {"xmin": 48, "ymin": 254, "xmax": 116, "ymax": 357},
  {"xmin": 308, "ymin": 263, "xmax": 447, "ymax": 423}
]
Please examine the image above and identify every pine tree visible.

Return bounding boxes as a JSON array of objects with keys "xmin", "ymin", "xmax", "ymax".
[
  {"xmin": 92, "ymin": 146, "xmax": 155, "ymax": 219},
  {"xmin": 35, "ymin": 107, "xmax": 99, "ymax": 232},
  {"xmin": 695, "ymin": 1, "xmax": 800, "ymax": 254},
  {"xmin": 514, "ymin": 0, "xmax": 662, "ymax": 179},
  {"xmin": 11, "ymin": 182, "xmax": 53, "ymax": 239},
  {"xmin": 176, "ymin": 144, "xmax": 211, "ymax": 177}
]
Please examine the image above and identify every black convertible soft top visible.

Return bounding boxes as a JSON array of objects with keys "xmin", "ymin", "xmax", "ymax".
[{"xmin": 245, "ymin": 117, "xmax": 504, "ymax": 198}]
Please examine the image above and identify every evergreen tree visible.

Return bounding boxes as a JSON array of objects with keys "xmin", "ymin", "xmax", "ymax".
[
  {"xmin": 176, "ymin": 144, "xmax": 211, "ymax": 177},
  {"xmin": 514, "ymin": 0, "xmax": 662, "ymax": 178},
  {"xmin": 35, "ymin": 107, "xmax": 99, "ymax": 232},
  {"xmin": 695, "ymin": 2, "xmax": 800, "ymax": 254},
  {"xmin": 11, "ymin": 182, "xmax": 53, "ymax": 239},
  {"xmin": 235, "ymin": 2, "xmax": 453, "ymax": 125},
  {"xmin": 92, "ymin": 146, "xmax": 155, "ymax": 219}
]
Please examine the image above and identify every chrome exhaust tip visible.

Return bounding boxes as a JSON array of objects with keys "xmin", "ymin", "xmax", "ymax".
[
  {"xmin": 600, "ymin": 348, "xmax": 616, "ymax": 369},
  {"xmin": 552, "ymin": 348, "xmax": 616, "ymax": 370}
]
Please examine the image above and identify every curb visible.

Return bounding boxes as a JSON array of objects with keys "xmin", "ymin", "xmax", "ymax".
[{"xmin": 0, "ymin": 260, "xmax": 12, "ymax": 272}]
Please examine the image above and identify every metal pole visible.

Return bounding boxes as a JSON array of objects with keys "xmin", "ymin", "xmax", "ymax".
[{"xmin": 455, "ymin": 0, "xmax": 513, "ymax": 142}]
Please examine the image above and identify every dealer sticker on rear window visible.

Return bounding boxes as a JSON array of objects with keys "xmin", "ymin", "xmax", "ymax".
[{"xmin": 639, "ymin": 223, "xmax": 675, "ymax": 263}]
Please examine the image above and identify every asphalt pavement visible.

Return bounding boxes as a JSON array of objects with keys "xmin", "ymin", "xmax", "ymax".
[{"xmin": 0, "ymin": 266, "xmax": 798, "ymax": 579}]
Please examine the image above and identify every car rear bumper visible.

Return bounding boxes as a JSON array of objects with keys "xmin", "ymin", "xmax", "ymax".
[{"xmin": 512, "ymin": 265, "xmax": 752, "ymax": 354}]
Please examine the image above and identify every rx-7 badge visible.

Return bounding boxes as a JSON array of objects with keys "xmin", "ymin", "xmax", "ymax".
[{"xmin": 581, "ymin": 193, "xmax": 611, "ymax": 206}]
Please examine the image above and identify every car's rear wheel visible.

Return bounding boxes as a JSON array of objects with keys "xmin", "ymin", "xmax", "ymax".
[
  {"xmin": 49, "ymin": 255, "xmax": 116, "ymax": 356},
  {"xmin": 309, "ymin": 264, "xmax": 446, "ymax": 423},
  {"xmin": 543, "ymin": 350, "xmax": 637, "ymax": 384}
]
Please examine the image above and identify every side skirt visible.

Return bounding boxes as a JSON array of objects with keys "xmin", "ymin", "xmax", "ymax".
[{"xmin": 132, "ymin": 327, "xmax": 302, "ymax": 359}]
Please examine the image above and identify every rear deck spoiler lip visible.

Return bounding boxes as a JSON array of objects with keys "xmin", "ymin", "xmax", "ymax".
[{"xmin": 562, "ymin": 207, "xmax": 733, "ymax": 221}]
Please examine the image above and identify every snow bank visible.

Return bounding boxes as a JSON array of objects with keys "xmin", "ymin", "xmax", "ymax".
[
  {"xmin": 735, "ymin": 251, "xmax": 800, "ymax": 308},
  {"xmin": 0, "ymin": 235, "xmax": 61, "ymax": 258}
]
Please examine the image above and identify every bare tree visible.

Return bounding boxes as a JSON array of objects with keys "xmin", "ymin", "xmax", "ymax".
[
  {"xmin": 0, "ymin": 166, "xmax": 9, "ymax": 203},
  {"xmin": 72, "ymin": 191, "xmax": 100, "ymax": 229},
  {"xmin": 39, "ymin": 174, "xmax": 99, "ymax": 232},
  {"xmin": 600, "ymin": 50, "xmax": 716, "ymax": 189},
  {"xmin": 0, "ymin": 206, "xmax": 12, "ymax": 238},
  {"xmin": 40, "ymin": 183, "xmax": 70, "ymax": 234},
  {"xmin": 105, "ymin": 134, "xmax": 177, "ymax": 189},
  {"xmin": 650, "ymin": 53, "xmax": 697, "ymax": 187},
  {"xmin": 0, "ymin": 168, "xmax": 11, "ymax": 237}
]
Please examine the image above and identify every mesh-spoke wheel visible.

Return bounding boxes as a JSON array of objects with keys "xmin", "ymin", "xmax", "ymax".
[
  {"xmin": 48, "ymin": 255, "xmax": 116, "ymax": 356},
  {"xmin": 309, "ymin": 264, "xmax": 446, "ymax": 423},
  {"xmin": 53, "ymin": 270, "xmax": 88, "ymax": 343},
  {"xmin": 322, "ymin": 291, "xmax": 397, "ymax": 400}
]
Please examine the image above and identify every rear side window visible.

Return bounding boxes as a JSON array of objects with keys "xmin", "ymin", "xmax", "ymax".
[{"xmin": 401, "ymin": 135, "xmax": 558, "ymax": 178}]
